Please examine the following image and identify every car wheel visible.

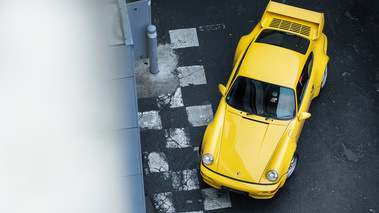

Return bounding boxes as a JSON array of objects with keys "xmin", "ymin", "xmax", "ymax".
[
  {"xmin": 287, "ymin": 152, "xmax": 298, "ymax": 179},
  {"xmin": 321, "ymin": 65, "xmax": 328, "ymax": 89},
  {"xmin": 199, "ymin": 140, "xmax": 203, "ymax": 155}
]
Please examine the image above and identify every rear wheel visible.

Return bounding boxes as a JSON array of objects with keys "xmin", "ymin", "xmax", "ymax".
[
  {"xmin": 287, "ymin": 152, "xmax": 298, "ymax": 179},
  {"xmin": 321, "ymin": 66, "xmax": 328, "ymax": 89}
]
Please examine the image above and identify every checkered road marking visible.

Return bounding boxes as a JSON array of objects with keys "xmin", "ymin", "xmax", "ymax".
[{"xmin": 139, "ymin": 26, "xmax": 232, "ymax": 212}]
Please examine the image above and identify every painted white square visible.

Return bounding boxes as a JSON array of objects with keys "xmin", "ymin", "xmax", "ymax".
[
  {"xmin": 165, "ymin": 128, "xmax": 191, "ymax": 148},
  {"xmin": 186, "ymin": 104, "xmax": 213, "ymax": 127},
  {"xmin": 169, "ymin": 28, "xmax": 199, "ymax": 49},
  {"xmin": 157, "ymin": 87, "xmax": 184, "ymax": 108},
  {"xmin": 147, "ymin": 152, "xmax": 169, "ymax": 173},
  {"xmin": 138, "ymin": 110, "xmax": 162, "ymax": 130},
  {"xmin": 202, "ymin": 188, "xmax": 231, "ymax": 211},
  {"xmin": 171, "ymin": 169, "xmax": 200, "ymax": 191},
  {"xmin": 153, "ymin": 192, "xmax": 176, "ymax": 213},
  {"xmin": 177, "ymin": 66, "xmax": 207, "ymax": 87}
]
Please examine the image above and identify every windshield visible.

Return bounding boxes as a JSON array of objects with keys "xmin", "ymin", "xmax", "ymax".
[
  {"xmin": 255, "ymin": 29, "xmax": 310, "ymax": 54},
  {"xmin": 226, "ymin": 76, "xmax": 296, "ymax": 119}
]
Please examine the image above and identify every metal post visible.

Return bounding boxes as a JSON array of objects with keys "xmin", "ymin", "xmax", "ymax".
[{"xmin": 147, "ymin": 25, "xmax": 159, "ymax": 74}]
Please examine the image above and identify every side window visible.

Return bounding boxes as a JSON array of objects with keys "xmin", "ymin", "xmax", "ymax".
[{"xmin": 296, "ymin": 53, "xmax": 313, "ymax": 107}]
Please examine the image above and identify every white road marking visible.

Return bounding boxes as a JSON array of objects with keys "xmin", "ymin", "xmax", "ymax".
[
  {"xmin": 186, "ymin": 104, "xmax": 213, "ymax": 127},
  {"xmin": 202, "ymin": 188, "xmax": 231, "ymax": 211},
  {"xmin": 177, "ymin": 65, "xmax": 207, "ymax": 87},
  {"xmin": 153, "ymin": 192, "xmax": 176, "ymax": 213},
  {"xmin": 169, "ymin": 28, "xmax": 199, "ymax": 49},
  {"xmin": 157, "ymin": 87, "xmax": 184, "ymax": 108},
  {"xmin": 179, "ymin": 211, "xmax": 204, "ymax": 213},
  {"xmin": 171, "ymin": 169, "xmax": 200, "ymax": 191},
  {"xmin": 147, "ymin": 152, "xmax": 169, "ymax": 173},
  {"xmin": 138, "ymin": 110, "xmax": 162, "ymax": 130},
  {"xmin": 165, "ymin": 128, "xmax": 191, "ymax": 148},
  {"xmin": 198, "ymin": 23, "xmax": 225, "ymax": 32}
]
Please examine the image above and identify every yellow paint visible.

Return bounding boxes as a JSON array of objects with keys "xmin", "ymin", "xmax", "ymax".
[
  {"xmin": 239, "ymin": 43, "xmax": 302, "ymax": 88},
  {"xmin": 261, "ymin": 1, "xmax": 325, "ymax": 40},
  {"xmin": 200, "ymin": 1, "xmax": 328, "ymax": 199}
]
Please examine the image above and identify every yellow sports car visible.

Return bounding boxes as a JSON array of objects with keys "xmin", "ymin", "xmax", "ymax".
[{"xmin": 200, "ymin": 1, "xmax": 329, "ymax": 199}]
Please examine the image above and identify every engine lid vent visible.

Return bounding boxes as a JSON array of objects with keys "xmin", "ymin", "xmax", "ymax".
[{"xmin": 269, "ymin": 18, "xmax": 311, "ymax": 37}]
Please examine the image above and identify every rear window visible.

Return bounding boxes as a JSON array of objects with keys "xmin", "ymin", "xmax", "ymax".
[{"xmin": 255, "ymin": 29, "xmax": 310, "ymax": 54}]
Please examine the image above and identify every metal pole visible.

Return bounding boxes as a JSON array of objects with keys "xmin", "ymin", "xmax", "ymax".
[{"xmin": 147, "ymin": 25, "xmax": 159, "ymax": 74}]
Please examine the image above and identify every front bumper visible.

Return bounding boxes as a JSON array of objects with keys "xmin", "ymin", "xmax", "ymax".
[{"xmin": 200, "ymin": 163, "xmax": 287, "ymax": 199}]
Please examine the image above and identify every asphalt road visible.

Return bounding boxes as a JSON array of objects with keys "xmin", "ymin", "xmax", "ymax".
[{"xmin": 139, "ymin": 0, "xmax": 379, "ymax": 212}]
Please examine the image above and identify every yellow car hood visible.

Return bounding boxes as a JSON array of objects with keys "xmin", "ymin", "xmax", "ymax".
[{"xmin": 217, "ymin": 109, "xmax": 288, "ymax": 183}]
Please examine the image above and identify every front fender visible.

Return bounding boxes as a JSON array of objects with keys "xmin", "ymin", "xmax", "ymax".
[
  {"xmin": 201, "ymin": 99, "xmax": 227, "ymax": 168},
  {"xmin": 260, "ymin": 121, "xmax": 297, "ymax": 184}
]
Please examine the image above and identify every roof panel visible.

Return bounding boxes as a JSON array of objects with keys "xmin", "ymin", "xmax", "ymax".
[{"xmin": 240, "ymin": 43, "xmax": 304, "ymax": 88}]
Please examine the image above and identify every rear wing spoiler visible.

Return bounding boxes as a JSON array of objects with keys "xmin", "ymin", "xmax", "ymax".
[{"xmin": 260, "ymin": 1, "xmax": 325, "ymax": 40}]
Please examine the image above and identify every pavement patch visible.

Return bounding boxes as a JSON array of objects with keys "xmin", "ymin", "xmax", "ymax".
[
  {"xmin": 157, "ymin": 87, "xmax": 184, "ymax": 108},
  {"xmin": 198, "ymin": 23, "xmax": 226, "ymax": 32},
  {"xmin": 169, "ymin": 28, "xmax": 199, "ymax": 49},
  {"xmin": 201, "ymin": 188, "xmax": 232, "ymax": 211},
  {"xmin": 342, "ymin": 144, "xmax": 360, "ymax": 163},
  {"xmin": 186, "ymin": 104, "xmax": 214, "ymax": 127},
  {"xmin": 165, "ymin": 128, "xmax": 191, "ymax": 148},
  {"xmin": 171, "ymin": 169, "xmax": 200, "ymax": 191},
  {"xmin": 135, "ymin": 44, "xmax": 179, "ymax": 98},
  {"xmin": 138, "ymin": 110, "xmax": 162, "ymax": 130},
  {"xmin": 148, "ymin": 152, "xmax": 169, "ymax": 173},
  {"xmin": 153, "ymin": 192, "xmax": 176, "ymax": 213},
  {"xmin": 177, "ymin": 65, "xmax": 207, "ymax": 87}
]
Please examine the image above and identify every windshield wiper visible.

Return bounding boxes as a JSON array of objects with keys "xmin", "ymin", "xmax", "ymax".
[
  {"xmin": 266, "ymin": 115, "xmax": 294, "ymax": 120},
  {"xmin": 257, "ymin": 113, "xmax": 276, "ymax": 120},
  {"xmin": 264, "ymin": 115, "xmax": 277, "ymax": 120},
  {"xmin": 245, "ymin": 111, "xmax": 255, "ymax": 116}
]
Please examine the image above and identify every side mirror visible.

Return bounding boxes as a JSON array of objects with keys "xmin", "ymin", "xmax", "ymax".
[
  {"xmin": 218, "ymin": 84, "xmax": 226, "ymax": 96},
  {"xmin": 298, "ymin": 112, "xmax": 311, "ymax": 121}
]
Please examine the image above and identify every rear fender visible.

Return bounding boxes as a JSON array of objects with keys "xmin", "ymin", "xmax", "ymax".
[
  {"xmin": 233, "ymin": 24, "xmax": 262, "ymax": 66},
  {"xmin": 311, "ymin": 33, "xmax": 329, "ymax": 98}
]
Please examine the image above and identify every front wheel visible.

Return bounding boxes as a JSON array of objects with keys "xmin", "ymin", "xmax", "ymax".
[
  {"xmin": 321, "ymin": 66, "xmax": 328, "ymax": 89},
  {"xmin": 199, "ymin": 140, "xmax": 203, "ymax": 155},
  {"xmin": 287, "ymin": 152, "xmax": 298, "ymax": 179}
]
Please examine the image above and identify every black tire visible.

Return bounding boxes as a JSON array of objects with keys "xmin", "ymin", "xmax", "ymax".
[
  {"xmin": 199, "ymin": 140, "xmax": 203, "ymax": 155},
  {"xmin": 321, "ymin": 65, "xmax": 328, "ymax": 89},
  {"xmin": 287, "ymin": 152, "xmax": 299, "ymax": 179}
]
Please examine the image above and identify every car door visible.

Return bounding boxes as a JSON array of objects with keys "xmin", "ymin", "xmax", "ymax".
[{"xmin": 292, "ymin": 53, "xmax": 315, "ymax": 142}]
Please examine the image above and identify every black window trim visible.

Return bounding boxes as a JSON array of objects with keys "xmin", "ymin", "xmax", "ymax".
[
  {"xmin": 229, "ymin": 39, "xmax": 255, "ymax": 89},
  {"xmin": 297, "ymin": 52, "xmax": 314, "ymax": 110}
]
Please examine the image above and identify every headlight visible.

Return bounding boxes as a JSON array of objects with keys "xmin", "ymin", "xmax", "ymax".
[
  {"xmin": 202, "ymin": 154, "xmax": 214, "ymax": 165},
  {"xmin": 267, "ymin": 170, "xmax": 278, "ymax": 182}
]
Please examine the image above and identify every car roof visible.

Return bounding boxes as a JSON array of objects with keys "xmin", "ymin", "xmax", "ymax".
[{"xmin": 239, "ymin": 42, "xmax": 307, "ymax": 88}]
